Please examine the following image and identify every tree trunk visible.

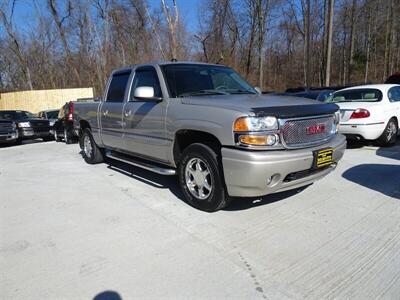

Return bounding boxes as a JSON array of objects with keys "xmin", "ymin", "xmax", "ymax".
[{"xmin": 325, "ymin": 0, "xmax": 334, "ymax": 87}]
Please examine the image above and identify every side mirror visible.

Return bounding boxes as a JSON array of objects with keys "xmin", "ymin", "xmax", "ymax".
[
  {"xmin": 134, "ymin": 86, "xmax": 162, "ymax": 101},
  {"xmin": 254, "ymin": 87, "xmax": 262, "ymax": 94}
]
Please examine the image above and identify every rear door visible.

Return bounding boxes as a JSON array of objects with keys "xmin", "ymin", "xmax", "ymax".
[
  {"xmin": 121, "ymin": 66, "xmax": 169, "ymax": 162},
  {"xmin": 100, "ymin": 70, "xmax": 131, "ymax": 149}
]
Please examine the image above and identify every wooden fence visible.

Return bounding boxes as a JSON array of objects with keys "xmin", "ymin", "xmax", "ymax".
[{"xmin": 0, "ymin": 88, "xmax": 94, "ymax": 113}]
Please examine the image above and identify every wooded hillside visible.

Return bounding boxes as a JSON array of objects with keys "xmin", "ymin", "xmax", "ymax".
[{"xmin": 1, "ymin": 0, "xmax": 399, "ymax": 95}]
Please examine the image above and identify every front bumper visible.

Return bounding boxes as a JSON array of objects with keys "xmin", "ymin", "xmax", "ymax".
[
  {"xmin": 339, "ymin": 122, "xmax": 385, "ymax": 140},
  {"xmin": 221, "ymin": 134, "xmax": 346, "ymax": 197},
  {"xmin": 0, "ymin": 131, "xmax": 18, "ymax": 143},
  {"xmin": 18, "ymin": 128, "xmax": 52, "ymax": 139}
]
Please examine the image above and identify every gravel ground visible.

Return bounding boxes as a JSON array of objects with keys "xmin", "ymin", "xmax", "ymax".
[{"xmin": 1, "ymin": 138, "xmax": 399, "ymax": 300}]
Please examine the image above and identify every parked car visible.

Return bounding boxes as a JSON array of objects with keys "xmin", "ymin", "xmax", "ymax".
[
  {"xmin": 0, "ymin": 116, "xmax": 18, "ymax": 145},
  {"xmin": 285, "ymin": 89, "xmax": 335, "ymax": 102},
  {"xmin": 73, "ymin": 61, "xmax": 345, "ymax": 212},
  {"xmin": 326, "ymin": 84, "xmax": 400, "ymax": 146},
  {"xmin": 0, "ymin": 110, "xmax": 52, "ymax": 143},
  {"xmin": 385, "ymin": 73, "xmax": 400, "ymax": 84},
  {"xmin": 38, "ymin": 109, "xmax": 59, "ymax": 133},
  {"xmin": 53, "ymin": 102, "xmax": 77, "ymax": 144}
]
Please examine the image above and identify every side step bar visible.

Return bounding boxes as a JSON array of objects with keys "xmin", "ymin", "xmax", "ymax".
[{"xmin": 105, "ymin": 151, "xmax": 176, "ymax": 176}]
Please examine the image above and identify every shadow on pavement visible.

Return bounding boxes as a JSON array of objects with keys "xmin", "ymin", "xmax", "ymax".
[
  {"xmin": 225, "ymin": 186, "xmax": 310, "ymax": 211},
  {"xmin": 376, "ymin": 140, "xmax": 400, "ymax": 161},
  {"xmin": 105, "ymin": 157, "xmax": 310, "ymax": 211},
  {"xmin": 342, "ymin": 164, "xmax": 400, "ymax": 199},
  {"xmin": 93, "ymin": 291, "xmax": 122, "ymax": 300},
  {"xmin": 105, "ymin": 157, "xmax": 185, "ymax": 202}
]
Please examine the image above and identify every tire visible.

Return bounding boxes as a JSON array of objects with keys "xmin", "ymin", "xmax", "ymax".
[
  {"xmin": 54, "ymin": 131, "xmax": 61, "ymax": 142},
  {"xmin": 42, "ymin": 136, "xmax": 53, "ymax": 142},
  {"xmin": 178, "ymin": 143, "xmax": 230, "ymax": 212},
  {"xmin": 81, "ymin": 128, "xmax": 104, "ymax": 164},
  {"xmin": 64, "ymin": 128, "xmax": 72, "ymax": 144},
  {"xmin": 376, "ymin": 118, "xmax": 398, "ymax": 146}
]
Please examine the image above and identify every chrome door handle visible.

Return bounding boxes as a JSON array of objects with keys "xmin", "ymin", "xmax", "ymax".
[
  {"xmin": 124, "ymin": 110, "xmax": 131, "ymax": 117},
  {"xmin": 103, "ymin": 110, "xmax": 109, "ymax": 116}
]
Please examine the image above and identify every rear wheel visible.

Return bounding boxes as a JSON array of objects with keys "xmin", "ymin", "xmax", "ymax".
[
  {"xmin": 64, "ymin": 128, "xmax": 72, "ymax": 144},
  {"xmin": 81, "ymin": 129, "xmax": 104, "ymax": 164},
  {"xmin": 178, "ymin": 143, "xmax": 230, "ymax": 212},
  {"xmin": 377, "ymin": 118, "xmax": 398, "ymax": 146},
  {"xmin": 54, "ymin": 131, "xmax": 61, "ymax": 142}
]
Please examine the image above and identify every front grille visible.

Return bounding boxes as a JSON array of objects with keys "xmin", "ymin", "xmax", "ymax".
[
  {"xmin": 0, "ymin": 122, "xmax": 13, "ymax": 133},
  {"xmin": 280, "ymin": 115, "xmax": 335, "ymax": 148}
]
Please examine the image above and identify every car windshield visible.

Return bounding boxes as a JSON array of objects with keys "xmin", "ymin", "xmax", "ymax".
[
  {"xmin": 0, "ymin": 111, "xmax": 36, "ymax": 120},
  {"xmin": 326, "ymin": 88, "xmax": 382, "ymax": 103},
  {"xmin": 161, "ymin": 64, "xmax": 257, "ymax": 98},
  {"xmin": 45, "ymin": 110, "xmax": 59, "ymax": 119}
]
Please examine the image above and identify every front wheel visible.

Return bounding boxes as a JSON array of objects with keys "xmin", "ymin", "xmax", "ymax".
[
  {"xmin": 376, "ymin": 119, "xmax": 398, "ymax": 146},
  {"xmin": 81, "ymin": 129, "xmax": 104, "ymax": 164},
  {"xmin": 178, "ymin": 143, "xmax": 230, "ymax": 212}
]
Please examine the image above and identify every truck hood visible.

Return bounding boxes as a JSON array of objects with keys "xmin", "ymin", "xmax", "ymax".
[{"xmin": 181, "ymin": 94, "xmax": 339, "ymax": 118}]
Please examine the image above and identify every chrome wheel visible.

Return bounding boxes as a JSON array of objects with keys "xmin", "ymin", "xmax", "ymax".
[
  {"xmin": 386, "ymin": 121, "xmax": 397, "ymax": 142},
  {"xmin": 185, "ymin": 158, "xmax": 212, "ymax": 200},
  {"xmin": 83, "ymin": 135, "xmax": 93, "ymax": 158}
]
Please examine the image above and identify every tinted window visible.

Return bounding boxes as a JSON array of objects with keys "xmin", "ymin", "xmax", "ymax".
[
  {"xmin": 130, "ymin": 68, "xmax": 162, "ymax": 100},
  {"xmin": 161, "ymin": 64, "xmax": 256, "ymax": 98},
  {"xmin": 106, "ymin": 72, "xmax": 131, "ymax": 102},
  {"xmin": 388, "ymin": 86, "xmax": 400, "ymax": 102},
  {"xmin": 46, "ymin": 110, "xmax": 59, "ymax": 119},
  {"xmin": 328, "ymin": 89, "xmax": 383, "ymax": 103}
]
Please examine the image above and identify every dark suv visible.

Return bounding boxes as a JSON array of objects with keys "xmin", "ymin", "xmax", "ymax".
[
  {"xmin": 0, "ymin": 110, "xmax": 52, "ymax": 143},
  {"xmin": 53, "ymin": 102, "xmax": 77, "ymax": 144},
  {"xmin": 0, "ymin": 117, "xmax": 18, "ymax": 145}
]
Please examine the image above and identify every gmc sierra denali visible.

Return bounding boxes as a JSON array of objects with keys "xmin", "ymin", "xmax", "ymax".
[{"xmin": 73, "ymin": 61, "xmax": 346, "ymax": 212}]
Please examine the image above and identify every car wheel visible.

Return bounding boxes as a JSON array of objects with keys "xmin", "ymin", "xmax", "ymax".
[
  {"xmin": 377, "ymin": 118, "xmax": 398, "ymax": 146},
  {"xmin": 64, "ymin": 128, "xmax": 72, "ymax": 144},
  {"xmin": 54, "ymin": 131, "xmax": 61, "ymax": 142},
  {"xmin": 42, "ymin": 136, "xmax": 53, "ymax": 142},
  {"xmin": 178, "ymin": 143, "xmax": 230, "ymax": 212},
  {"xmin": 82, "ymin": 128, "xmax": 104, "ymax": 164}
]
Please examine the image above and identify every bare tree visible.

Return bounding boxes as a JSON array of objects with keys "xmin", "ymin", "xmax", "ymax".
[{"xmin": 161, "ymin": 0, "xmax": 179, "ymax": 60}]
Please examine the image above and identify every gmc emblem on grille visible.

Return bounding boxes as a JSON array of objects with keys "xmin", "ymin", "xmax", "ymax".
[{"xmin": 306, "ymin": 124, "xmax": 326, "ymax": 135}]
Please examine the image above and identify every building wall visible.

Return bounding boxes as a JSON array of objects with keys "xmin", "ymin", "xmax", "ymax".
[{"xmin": 0, "ymin": 88, "xmax": 94, "ymax": 113}]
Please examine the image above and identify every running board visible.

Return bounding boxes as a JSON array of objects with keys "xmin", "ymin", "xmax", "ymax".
[{"xmin": 105, "ymin": 151, "xmax": 176, "ymax": 175}]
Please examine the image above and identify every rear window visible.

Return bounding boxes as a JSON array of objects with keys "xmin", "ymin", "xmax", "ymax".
[
  {"xmin": 328, "ymin": 89, "xmax": 383, "ymax": 103},
  {"xmin": 106, "ymin": 72, "xmax": 131, "ymax": 102}
]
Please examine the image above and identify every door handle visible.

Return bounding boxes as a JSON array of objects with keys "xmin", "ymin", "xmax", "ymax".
[
  {"xmin": 124, "ymin": 110, "xmax": 132, "ymax": 117},
  {"xmin": 103, "ymin": 110, "xmax": 109, "ymax": 116}
]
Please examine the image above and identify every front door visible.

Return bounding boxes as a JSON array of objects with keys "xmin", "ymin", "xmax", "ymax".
[
  {"xmin": 100, "ymin": 71, "xmax": 131, "ymax": 149},
  {"xmin": 121, "ymin": 67, "xmax": 169, "ymax": 162}
]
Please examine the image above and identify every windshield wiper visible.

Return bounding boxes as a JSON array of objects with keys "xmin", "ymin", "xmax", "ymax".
[{"xmin": 179, "ymin": 89, "xmax": 229, "ymax": 97}]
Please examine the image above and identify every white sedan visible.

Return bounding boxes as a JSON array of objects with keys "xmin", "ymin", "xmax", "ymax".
[{"xmin": 327, "ymin": 84, "xmax": 400, "ymax": 146}]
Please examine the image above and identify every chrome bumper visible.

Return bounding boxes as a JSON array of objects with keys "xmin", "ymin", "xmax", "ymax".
[{"xmin": 221, "ymin": 134, "xmax": 346, "ymax": 197}]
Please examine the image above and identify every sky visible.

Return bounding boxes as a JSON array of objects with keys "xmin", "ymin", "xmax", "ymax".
[{"xmin": 5, "ymin": 0, "xmax": 201, "ymax": 34}]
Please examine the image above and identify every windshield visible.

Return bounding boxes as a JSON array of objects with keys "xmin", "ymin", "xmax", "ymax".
[
  {"xmin": 327, "ymin": 88, "xmax": 382, "ymax": 103},
  {"xmin": 45, "ymin": 110, "xmax": 59, "ymax": 119},
  {"xmin": 161, "ymin": 64, "xmax": 257, "ymax": 98},
  {"xmin": 0, "ymin": 111, "xmax": 36, "ymax": 120}
]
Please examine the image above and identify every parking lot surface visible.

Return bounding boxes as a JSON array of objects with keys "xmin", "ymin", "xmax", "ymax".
[{"xmin": 1, "ymin": 139, "xmax": 400, "ymax": 299}]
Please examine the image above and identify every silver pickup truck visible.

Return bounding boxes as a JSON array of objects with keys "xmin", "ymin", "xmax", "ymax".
[{"xmin": 73, "ymin": 61, "xmax": 346, "ymax": 212}]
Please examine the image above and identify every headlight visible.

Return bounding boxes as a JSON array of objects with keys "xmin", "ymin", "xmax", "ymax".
[
  {"xmin": 234, "ymin": 116, "xmax": 278, "ymax": 132},
  {"xmin": 18, "ymin": 122, "xmax": 30, "ymax": 128}
]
